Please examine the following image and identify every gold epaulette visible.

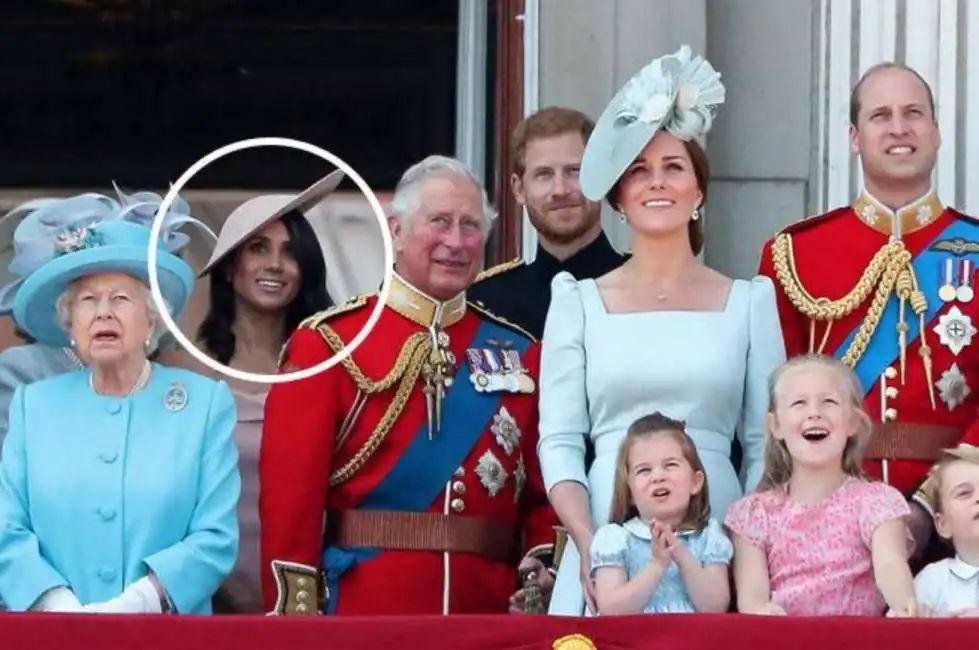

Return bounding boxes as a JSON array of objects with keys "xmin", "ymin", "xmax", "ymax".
[
  {"xmin": 475, "ymin": 257, "xmax": 525, "ymax": 282},
  {"xmin": 277, "ymin": 295, "xmax": 372, "ymax": 369},
  {"xmin": 469, "ymin": 300, "xmax": 537, "ymax": 342},
  {"xmin": 772, "ymin": 207, "xmax": 848, "ymax": 239},
  {"xmin": 298, "ymin": 294, "xmax": 371, "ymax": 332}
]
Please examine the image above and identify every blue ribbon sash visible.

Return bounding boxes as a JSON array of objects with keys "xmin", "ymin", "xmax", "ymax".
[
  {"xmin": 323, "ymin": 318, "xmax": 531, "ymax": 611},
  {"xmin": 835, "ymin": 218, "xmax": 979, "ymax": 395}
]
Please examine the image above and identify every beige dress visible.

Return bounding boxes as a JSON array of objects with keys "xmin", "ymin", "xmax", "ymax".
[{"xmin": 157, "ymin": 347, "xmax": 268, "ymax": 613}]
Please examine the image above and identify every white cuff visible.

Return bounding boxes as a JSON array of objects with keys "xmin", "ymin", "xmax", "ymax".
[
  {"xmin": 34, "ymin": 587, "xmax": 82, "ymax": 612},
  {"xmin": 124, "ymin": 577, "xmax": 163, "ymax": 614}
]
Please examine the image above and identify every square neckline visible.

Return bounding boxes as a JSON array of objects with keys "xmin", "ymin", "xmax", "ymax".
[{"xmin": 582, "ymin": 277, "xmax": 742, "ymax": 316}]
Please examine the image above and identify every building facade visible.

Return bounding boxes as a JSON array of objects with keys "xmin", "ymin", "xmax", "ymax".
[
  {"xmin": 0, "ymin": 0, "xmax": 973, "ymax": 351},
  {"xmin": 529, "ymin": 0, "xmax": 974, "ymax": 280}
]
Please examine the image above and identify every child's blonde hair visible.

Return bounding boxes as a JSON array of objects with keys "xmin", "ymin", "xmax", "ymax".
[
  {"xmin": 757, "ymin": 354, "xmax": 872, "ymax": 491},
  {"xmin": 928, "ymin": 444, "xmax": 979, "ymax": 514},
  {"xmin": 607, "ymin": 411, "xmax": 710, "ymax": 532}
]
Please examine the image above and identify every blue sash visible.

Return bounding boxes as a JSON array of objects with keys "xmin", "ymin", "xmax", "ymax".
[
  {"xmin": 323, "ymin": 319, "xmax": 532, "ymax": 612},
  {"xmin": 835, "ymin": 218, "xmax": 979, "ymax": 395}
]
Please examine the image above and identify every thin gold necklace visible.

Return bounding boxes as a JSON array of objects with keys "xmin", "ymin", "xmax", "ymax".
[{"xmin": 89, "ymin": 361, "xmax": 152, "ymax": 397}]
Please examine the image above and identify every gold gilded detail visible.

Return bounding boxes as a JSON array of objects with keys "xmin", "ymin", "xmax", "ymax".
[
  {"xmin": 469, "ymin": 300, "xmax": 538, "ymax": 342},
  {"xmin": 270, "ymin": 560, "xmax": 323, "ymax": 616},
  {"xmin": 278, "ymin": 294, "xmax": 371, "ymax": 369},
  {"xmin": 313, "ymin": 323, "xmax": 433, "ymax": 486},
  {"xmin": 475, "ymin": 257, "xmax": 524, "ymax": 282},
  {"xmin": 771, "ymin": 233, "xmax": 936, "ymax": 408},
  {"xmin": 553, "ymin": 634, "xmax": 598, "ymax": 650}
]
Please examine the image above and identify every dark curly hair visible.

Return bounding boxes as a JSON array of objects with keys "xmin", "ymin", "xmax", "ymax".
[{"xmin": 197, "ymin": 210, "xmax": 332, "ymax": 365}]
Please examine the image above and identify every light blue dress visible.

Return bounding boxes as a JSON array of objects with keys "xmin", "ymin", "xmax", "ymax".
[
  {"xmin": 539, "ymin": 271, "xmax": 785, "ymax": 615},
  {"xmin": 0, "ymin": 364, "xmax": 241, "ymax": 614},
  {"xmin": 589, "ymin": 517, "xmax": 733, "ymax": 613}
]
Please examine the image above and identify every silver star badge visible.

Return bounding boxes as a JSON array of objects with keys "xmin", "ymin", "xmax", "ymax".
[
  {"xmin": 934, "ymin": 306, "xmax": 977, "ymax": 356},
  {"xmin": 475, "ymin": 450, "xmax": 508, "ymax": 498},
  {"xmin": 861, "ymin": 204, "xmax": 877, "ymax": 225},
  {"xmin": 936, "ymin": 363, "xmax": 970, "ymax": 411},
  {"xmin": 917, "ymin": 205, "xmax": 932, "ymax": 225},
  {"xmin": 490, "ymin": 406, "xmax": 521, "ymax": 456}
]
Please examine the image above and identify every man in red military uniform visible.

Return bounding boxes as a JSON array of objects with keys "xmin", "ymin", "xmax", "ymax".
[
  {"xmin": 758, "ymin": 62, "xmax": 979, "ymax": 554},
  {"xmin": 258, "ymin": 154, "xmax": 557, "ymax": 616}
]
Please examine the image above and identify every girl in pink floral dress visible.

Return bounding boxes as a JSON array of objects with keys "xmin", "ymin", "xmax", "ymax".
[{"xmin": 724, "ymin": 355, "xmax": 921, "ymax": 616}]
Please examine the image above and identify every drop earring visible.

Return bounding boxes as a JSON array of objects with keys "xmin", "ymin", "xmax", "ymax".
[{"xmin": 692, "ymin": 207, "xmax": 701, "ymax": 221}]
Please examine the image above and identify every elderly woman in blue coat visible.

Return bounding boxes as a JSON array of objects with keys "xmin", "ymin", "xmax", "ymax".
[{"xmin": 0, "ymin": 195, "xmax": 241, "ymax": 614}]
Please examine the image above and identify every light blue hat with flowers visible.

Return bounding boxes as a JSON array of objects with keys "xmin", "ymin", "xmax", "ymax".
[
  {"xmin": 7, "ymin": 185, "xmax": 214, "ymax": 347},
  {"xmin": 580, "ymin": 45, "xmax": 725, "ymax": 202}
]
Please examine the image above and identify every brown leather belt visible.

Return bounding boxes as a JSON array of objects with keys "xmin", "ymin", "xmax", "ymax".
[
  {"xmin": 863, "ymin": 422, "xmax": 962, "ymax": 461},
  {"xmin": 328, "ymin": 510, "xmax": 518, "ymax": 564}
]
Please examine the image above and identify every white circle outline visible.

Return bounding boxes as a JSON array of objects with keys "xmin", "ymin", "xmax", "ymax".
[{"xmin": 148, "ymin": 137, "xmax": 393, "ymax": 385}]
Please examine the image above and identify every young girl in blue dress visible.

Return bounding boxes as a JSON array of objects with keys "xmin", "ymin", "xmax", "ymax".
[{"xmin": 589, "ymin": 412, "xmax": 733, "ymax": 615}]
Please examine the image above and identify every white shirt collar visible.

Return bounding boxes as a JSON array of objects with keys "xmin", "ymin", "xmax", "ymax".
[
  {"xmin": 623, "ymin": 515, "xmax": 699, "ymax": 539},
  {"xmin": 949, "ymin": 555, "xmax": 979, "ymax": 580}
]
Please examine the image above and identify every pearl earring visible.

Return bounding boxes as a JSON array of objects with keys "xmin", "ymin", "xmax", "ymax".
[
  {"xmin": 619, "ymin": 213, "xmax": 626, "ymax": 224},
  {"xmin": 692, "ymin": 207, "xmax": 701, "ymax": 221}
]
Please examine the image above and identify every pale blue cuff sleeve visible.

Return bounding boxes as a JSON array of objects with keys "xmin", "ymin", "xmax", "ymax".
[
  {"xmin": 588, "ymin": 523, "xmax": 629, "ymax": 573},
  {"xmin": 144, "ymin": 380, "xmax": 241, "ymax": 614},
  {"xmin": 538, "ymin": 272, "xmax": 591, "ymax": 493},
  {"xmin": 0, "ymin": 385, "xmax": 69, "ymax": 610},
  {"xmin": 699, "ymin": 518, "xmax": 734, "ymax": 565},
  {"xmin": 739, "ymin": 276, "xmax": 786, "ymax": 493}
]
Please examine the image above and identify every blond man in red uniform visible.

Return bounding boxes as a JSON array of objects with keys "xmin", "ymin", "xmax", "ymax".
[
  {"xmin": 758, "ymin": 62, "xmax": 979, "ymax": 554},
  {"xmin": 258, "ymin": 155, "xmax": 557, "ymax": 616}
]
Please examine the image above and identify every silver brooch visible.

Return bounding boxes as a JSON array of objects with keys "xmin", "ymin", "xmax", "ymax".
[
  {"xmin": 475, "ymin": 450, "xmax": 508, "ymax": 498},
  {"xmin": 490, "ymin": 406, "xmax": 521, "ymax": 456},
  {"xmin": 164, "ymin": 381, "xmax": 188, "ymax": 412}
]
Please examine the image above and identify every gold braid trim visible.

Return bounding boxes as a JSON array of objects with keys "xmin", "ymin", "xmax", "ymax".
[
  {"xmin": 308, "ymin": 322, "xmax": 433, "ymax": 486},
  {"xmin": 475, "ymin": 257, "xmax": 524, "ymax": 282},
  {"xmin": 771, "ymin": 233, "xmax": 909, "ymax": 366},
  {"xmin": 771, "ymin": 232, "xmax": 936, "ymax": 405}
]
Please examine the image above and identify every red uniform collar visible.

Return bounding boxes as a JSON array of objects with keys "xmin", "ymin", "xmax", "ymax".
[
  {"xmin": 852, "ymin": 189, "xmax": 944, "ymax": 237},
  {"xmin": 385, "ymin": 272, "xmax": 467, "ymax": 328}
]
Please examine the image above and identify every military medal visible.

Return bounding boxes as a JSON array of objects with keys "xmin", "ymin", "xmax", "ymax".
[
  {"xmin": 933, "ymin": 306, "xmax": 977, "ymax": 356},
  {"xmin": 939, "ymin": 258, "xmax": 957, "ymax": 303},
  {"xmin": 957, "ymin": 260, "xmax": 974, "ymax": 303},
  {"xmin": 936, "ymin": 363, "xmax": 970, "ymax": 411}
]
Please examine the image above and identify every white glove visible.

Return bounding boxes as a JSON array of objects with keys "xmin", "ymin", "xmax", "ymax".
[
  {"xmin": 82, "ymin": 578, "xmax": 164, "ymax": 614},
  {"xmin": 34, "ymin": 587, "xmax": 83, "ymax": 613}
]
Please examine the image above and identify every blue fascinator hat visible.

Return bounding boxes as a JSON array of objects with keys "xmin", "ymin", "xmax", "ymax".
[
  {"xmin": 7, "ymin": 185, "xmax": 215, "ymax": 347},
  {"xmin": 580, "ymin": 45, "xmax": 725, "ymax": 202}
]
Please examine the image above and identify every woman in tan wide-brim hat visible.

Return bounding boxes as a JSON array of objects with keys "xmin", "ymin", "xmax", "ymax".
[{"xmin": 163, "ymin": 169, "xmax": 342, "ymax": 613}]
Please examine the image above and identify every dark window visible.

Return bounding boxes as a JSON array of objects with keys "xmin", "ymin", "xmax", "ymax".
[{"xmin": 0, "ymin": 1, "xmax": 460, "ymax": 191}]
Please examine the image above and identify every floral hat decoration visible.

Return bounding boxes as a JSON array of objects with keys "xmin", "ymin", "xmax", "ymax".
[
  {"xmin": 7, "ymin": 186, "xmax": 214, "ymax": 347},
  {"xmin": 579, "ymin": 45, "xmax": 726, "ymax": 202}
]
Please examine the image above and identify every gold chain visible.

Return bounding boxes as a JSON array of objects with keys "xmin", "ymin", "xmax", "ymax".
[
  {"xmin": 770, "ymin": 233, "xmax": 921, "ymax": 368},
  {"xmin": 310, "ymin": 323, "xmax": 433, "ymax": 486}
]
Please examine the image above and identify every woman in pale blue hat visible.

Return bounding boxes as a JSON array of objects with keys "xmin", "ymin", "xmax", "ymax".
[
  {"xmin": 537, "ymin": 46, "xmax": 786, "ymax": 615},
  {"xmin": 0, "ymin": 189, "xmax": 212, "ymax": 446},
  {"xmin": 0, "ymin": 191, "xmax": 240, "ymax": 614}
]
